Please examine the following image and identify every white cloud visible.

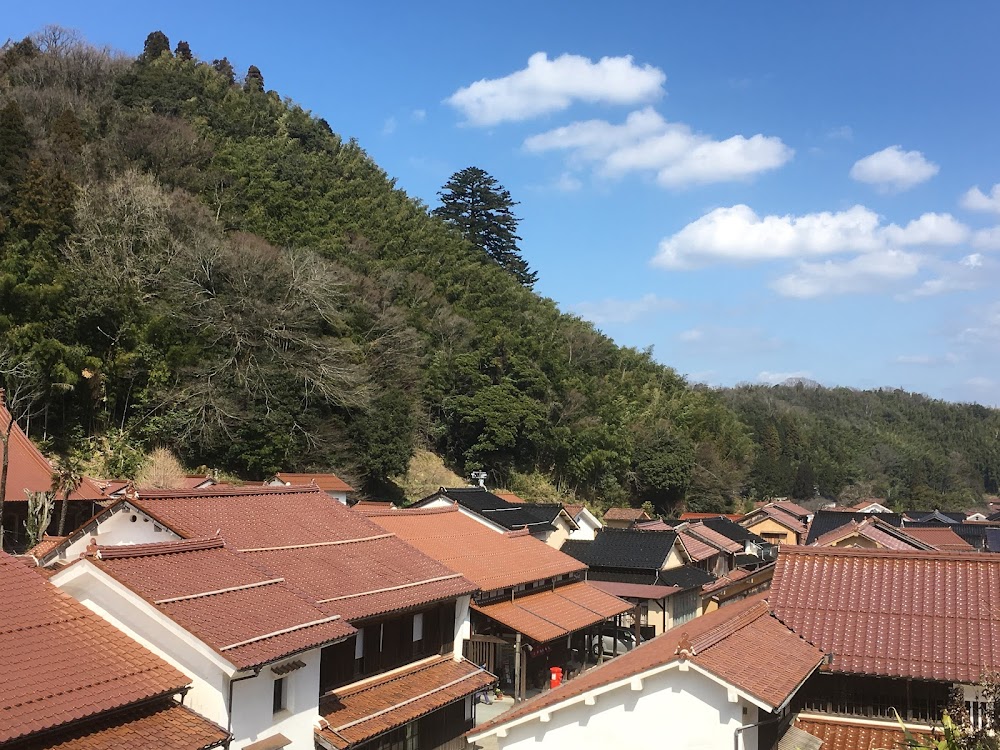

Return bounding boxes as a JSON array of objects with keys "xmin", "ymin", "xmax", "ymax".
[
  {"xmin": 678, "ymin": 328, "xmax": 703, "ymax": 342},
  {"xmin": 757, "ymin": 370, "xmax": 812, "ymax": 385},
  {"xmin": 882, "ymin": 213, "xmax": 969, "ymax": 246},
  {"xmin": 962, "ymin": 184, "xmax": 1000, "ymax": 214},
  {"xmin": 445, "ymin": 52, "xmax": 665, "ymax": 126},
  {"xmin": 962, "ymin": 253, "xmax": 984, "ymax": 268},
  {"xmin": 654, "ymin": 204, "xmax": 883, "ymax": 268},
  {"xmin": 382, "ymin": 116, "xmax": 397, "ymax": 135},
  {"xmin": 895, "ymin": 353, "xmax": 960, "ymax": 366},
  {"xmin": 771, "ymin": 250, "xmax": 921, "ymax": 299},
  {"xmin": 570, "ymin": 293, "xmax": 678, "ymax": 325},
  {"xmin": 826, "ymin": 125, "xmax": 853, "ymax": 141},
  {"xmin": 850, "ymin": 145, "xmax": 939, "ymax": 192},
  {"xmin": 973, "ymin": 226, "xmax": 1000, "ymax": 250},
  {"xmin": 553, "ymin": 172, "xmax": 583, "ymax": 192},
  {"xmin": 678, "ymin": 325, "xmax": 783, "ymax": 352},
  {"xmin": 654, "ymin": 205, "xmax": 971, "ymax": 269},
  {"xmin": 526, "ymin": 107, "xmax": 793, "ymax": 188},
  {"xmin": 411, "ymin": 109, "xmax": 426, "ymax": 122}
]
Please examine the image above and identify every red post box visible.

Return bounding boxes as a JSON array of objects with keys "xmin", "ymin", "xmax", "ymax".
[{"xmin": 549, "ymin": 666, "xmax": 563, "ymax": 688}]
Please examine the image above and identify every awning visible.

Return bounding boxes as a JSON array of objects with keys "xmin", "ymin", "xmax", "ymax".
[
  {"xmin": 472, "ymin": 581, "xmax": 632, "ymax": 643},
  {"xmin": 317, "ymin": 656, "xmax": 493, "ymax": 750},
  {"xmin": 588, "ymin": 580, "xmax": 682, "ymax": 601}
]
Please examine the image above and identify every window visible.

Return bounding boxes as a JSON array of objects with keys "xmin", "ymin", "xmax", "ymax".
[{"xmin": 272, "ymin": 677, "xmax": 286, "ymax": 714}]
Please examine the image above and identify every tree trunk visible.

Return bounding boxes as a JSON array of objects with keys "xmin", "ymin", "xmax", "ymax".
[{"xmin": 57, "ymin": 490, "xmax": 70, "ymax": 536}]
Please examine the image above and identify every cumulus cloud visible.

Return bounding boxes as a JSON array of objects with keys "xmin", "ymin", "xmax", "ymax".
[
  {"xmin": 961, "ymin": 184, "xmax": 1000, "ymax": 214},
  {"xmin": 570, "ymin": 293, "xmax": 678, "ymax": 325},
  {"xmin": 654, "ymin": 205, "xmax": 971, "ymax": 269},
  {"xmin": 771, "ymin": 251, "xmax": 921, "ymax": 299},
  {"xmin": 525, "ymin": 107, "xmax": 792, "ymax": 188},
  {"xmin": 972, "ymin": 226, "xmax": 1000, "ymax": 250},
  {"xmin": 850, "ymin": 145, "xmax": 939, "ymax": 191},
  {"xmin": 445, "ymin": 52, "xmax": 665, "ymax": 126}
]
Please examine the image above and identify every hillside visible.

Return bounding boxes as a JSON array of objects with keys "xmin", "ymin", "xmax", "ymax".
[{"xmin": 0, "ymin": 28, "xmax": 997, "ymax": 513}]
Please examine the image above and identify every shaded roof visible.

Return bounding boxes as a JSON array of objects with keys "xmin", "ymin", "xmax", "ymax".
[
  {"xmin": 742, "ymin": 506, "xmax": 808, "ymax": 535},
  {"xmin": 13, "ymin": 701, "xmax": 229, "ymax": 750},
  {"xmin": 805, "ymin": 509, "xmax": 903, "ymax": 544},
  {"xmin": 701, "ymin": 516, "xmax": 768, "ymax": 546},
  {"xmin": 810, "ymin": 517, "xmax": 931, "ymax": 551},
  {"xmin": 770, "ymin": 546, "xmax": 1000, "ymax": 683},
  {"xmin": 272, "ymin": 472, "xmax": 353, "ymax": 493},
  {"xmin": 904, "ymin": 525, "xmax": 977, "ymax": 551},
  {"xmin": 0, "ymin": 403, "xmax": 103, "ymax": 502},
  {"xmin": 655, "ymin": 565, "xmax": 717, "ymax": 589},
  {"xmin": 682, "ymin": 523, "xmax": 742, "ymax": 554},
  {"xmin": 793, "ymin": 715, "xmax": 934, "ymax": 750},
  {"xmin": 902, "ymin": 510, "xmax": 966, "ymax": 523},
  {"xmin": 356, "ymin": 505, "xmax": 584, "ymax": 590},
  {"xmin": 588, "ymin": 579, "xmax": 682, "ymax": 601},
  {"xmin": 471, "ymin": 595, "xmax": 823, "ymax": 738},
  {"xmin": 317, "ymin": 656, "xmax": 493, "ymax": 750},
  {"xmin": 88, "ymin": 538, "xmax": 356, "ymax": 669},
  {"xmin": 0, "ymin": 550, "xmax": 190, "ymax": 744},
  {"xmin": 471, "ymin": 581, "xmax": 632, "ymax": 643},
  {"xmin": 602, "ymin": 507, "xmax": 652, "ymax": 522},
  {"xmin": 903, "ymin": 520, "xmax": 991, "ymax": 550},
  {"xmin": 678, "ymin": 512, "xmax": 743, "ymax": 521},
  {"xmin": 987, "ymin": 527, "xmax": 1000, "ymax": 553},
  {"xmin": 559, "ymin": 527, "xmax": 678, "ymax": 570},
  {"xmin": 419, "ymin": 487, "xmax": 560, "ymax": 532},
  {"xmin": 772, "ymin": 500, "xmax": 812, "ymax": 518},
  {"xmin": 777, "ymin": 725, "xmax": 823, "ymax": 750},
  {"xmin": 677, "ymin": 530, "xmax": 719, "ymax": 562},
  {"xmin": 121, "ymin": 486, "xmax": 477, "ymax": 622}
]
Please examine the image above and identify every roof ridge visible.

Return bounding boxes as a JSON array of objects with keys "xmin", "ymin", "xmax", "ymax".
[
  {"xmin": 335, "ymin": 655, "xmax": 450, "ymax": 699},
  {"xmin": 781, "ymin": 543, "xmax": 990, "ymax": 561},
  {"xmin": 136, "ymin": 485, "xmax": 323, "ymax": 499},
  {"xmin": 684, "ymin": 599, "xmax": 770, "ymax": 654},
  {"xmin": 97, "ymin": 537, "xmax": 225, "ymax": 559}
]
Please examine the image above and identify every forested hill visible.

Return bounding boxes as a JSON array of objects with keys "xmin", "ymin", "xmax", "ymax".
[{"xmin": 0, "ymin": 30, "xmax": 997, "ymax": 513}]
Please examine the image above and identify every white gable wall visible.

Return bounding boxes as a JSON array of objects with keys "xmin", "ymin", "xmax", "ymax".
[
  {"xmin": 490, "ymin": 666, "xmax": 760, "ymax": 750},
  {"xmin": 55, "ymin": 503, "xmax": 181, "ymax": 562},
  {"xmin": 568, "ymin": 510, "xmax": 602, "ymax": 541}
]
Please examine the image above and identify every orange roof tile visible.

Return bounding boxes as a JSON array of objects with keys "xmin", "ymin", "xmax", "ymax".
[
  {"xmin": 273, "ymin": 472, "xmax": 353, "ymax": 493},
  {"xmin": 562, "ymin": 504, "xmax": 585, "ymax": 519},
  {"xmin": 471, "ymin": 581, "xmax": 632, "ymax": 643},
  {"xmin": 684, "ymin": 523, "xmax": 742, "ymax": 553},
  {"xmin": 678, "ymin": 529, "xmax": 718, "ymax": 562},
  {"xmin": 770, "ymin": 546, "xmax": 1000, "ymax": 683},
  {"xmin": 14, "ymin": 701, "xmax": 229, "ymax": 750},
  {"xmin": 0, "ymin": 551, "xmax": 190, "ymax": 744},
  {"xmin": 810, "ymin": 517, "xmax": 929, "ymax": 550},
  {"xmin": 318, "ymin": 656, "xmax": 493, "ymax": 749},
  {"xmin": 472, "ymin": 594, "xmax": 823, "ymax": 736},
  {"xmin": 25, "ymin": 534, "xmax": 67, "ymax": 559},
  {"xmin": 603, "ymin": 507, "xmax": 651, "ymax": 522},
  {"xmin": 904, "ymin": 526, "xmax": 976, "ymax": 551},
  {"xmin": 357, "ymin": 505, "xmax": 584, "ymax": 590},
  {"xmin": 793, "ymin": 715, "xmax": 935, "ymax": 750},
  {"xmin": 0, "ymin": 403, "xmax": 103, "ymax": 502},
  {"xmin": 678, "ymin": 512, "xmax": 743, "ymax": 521},
  {"xmin": 89, "ymin": 540, "xmax": 356, "ymax": 669}
]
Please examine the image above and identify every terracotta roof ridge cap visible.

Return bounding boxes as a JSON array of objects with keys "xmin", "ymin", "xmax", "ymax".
[
  {"xmin": 685, "ymin": 600, "xmax": 771, "ymax": 655},
  {"xmin": 137, "ymin": 485, "xmax": 320, "ymax": 498},
  {"xmin": 504, "ymin": 528, "xmax": 532, "ymax": 538},
  {"xmin": 333, "ymin": 655, "xmax": 451, "ymax": 699},
  {"xmin": 97, "ymin": 536, "xmax": 225, "ymax": 559},
  {"xmin": 781, "ymin": 544, "xmax": 989, "ymax": 561}
]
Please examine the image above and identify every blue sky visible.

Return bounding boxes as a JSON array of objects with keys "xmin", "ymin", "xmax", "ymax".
[{"xmin": 8, "ymin": 2, "xmax": 1000, "ymax": 404}]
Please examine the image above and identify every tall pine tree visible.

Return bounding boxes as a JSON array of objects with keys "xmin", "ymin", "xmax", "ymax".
[{"xmin": 433, "ymin": 167, "xmax": 537, "ymax": 288}]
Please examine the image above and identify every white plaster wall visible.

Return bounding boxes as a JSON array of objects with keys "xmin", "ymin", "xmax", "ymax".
[
  {"xmin": 663, "ymin": 542, "xmax": 687, "ymax": 570},
  {"xmin": 55, "ymin": 568, "xmax": 231, "ymax": 725},
  {"xmin": 493, "ymin": 666, "xmax": 757, "ymax": 750},
  {"xmin": 454, "ymin": 595, "xmax": 472, "ymax": 660},
  {"xmin": 57, "ymin": 505, "xmax": 181, "ymax": 562},
  {"xmin": 231, "ymin": 651, "xmax": 322, "ymax": 750},
  {"xmin": 543, "ymin": 521, "xmax": 571, "ymax": 550},
  {"xmin": 568, "ymin": 513, "xmax": 601, "ymax": 541}
]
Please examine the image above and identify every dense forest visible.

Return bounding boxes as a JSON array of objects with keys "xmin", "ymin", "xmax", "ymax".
[{"xmin": 0, "ymin": 28, "xmax": 997, "ymax": 513}]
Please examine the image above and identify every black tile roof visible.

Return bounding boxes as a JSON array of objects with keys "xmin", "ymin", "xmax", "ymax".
[
  {"xmin": 986, "ymin": 528, "xmax": 1000, "ymax": 553},
  {"xmin": 902, "ymin": 510, "xmax": 966, "ymax": 523},
  {"xmin": 564, "ymin": 527, "xmax": 679, "ymax": 570},
  {"xmin": 701, "ymin": 516, "xmax": 768, "ymax": 546},
  {"xmin": 989, "ymin": 512, "xmax": 1000, "ymax": 523},
  {"xmin": 559, "ymin": 540, "xmax": 594, "ymax": 565},
  {"xmin": 425, "ymin": 487, "xmax": 558, "ymax": 532},
  {"xmin": 655, "ymin": 565, "xmax": 717, "ymax": 590},
  {"xmin": 805, "ymin": 510, "xmax": 902, "ymax": 545}
]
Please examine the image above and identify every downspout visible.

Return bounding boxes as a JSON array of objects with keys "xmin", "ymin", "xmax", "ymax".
[
  {"xmin": 227, "ymin": 668, "xmax": 262, "ymax": 735},
  {"xmin": 733, "ymin": 713, "xmax": 780, "ymax": 750}
]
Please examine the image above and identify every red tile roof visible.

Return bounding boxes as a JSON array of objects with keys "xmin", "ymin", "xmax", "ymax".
[
  {"xmin": 904, "ymin": 526, "xmax": 977, "ymax": 551},
  {"xmin": 14, "ymin": 701, "xmax": 229, "ymax": 750},
  {"xmin": 684, "ymin": 523, "xmax": 742, "ymax": 553},
  {"xmin": 472, "ymin": 581, "xmax": 632, "ymax": 643},
  {"xmin": 273, "ymin": 472, "xmax": 354, "ymax": 493},
  {"xmin": 317, "ymin": 656, "xmax": 493, "ymax": 749},
  {"xmin": 700, "ymin": 566, "xmax": 754, "ymax": 594},
  {"xmin": 810, "ymin": 517, "xmax": 929, "ymax": 550},
  {"xmin": 793, "ymin": 715, "xmax": 935, "ymax": 750},
  {"xmin": 471, "ymin": 594, "xmax": 823, "ymax": 737},
  {"xmin": 588, "ymin": 579, "xmax": 682, "ymax": 600},
  {"xmin": 772, "ymin": 500, "xmax": 812, "ymax": 518},
  {"xmin": 0, "ymin": 403, "xmax": 103, "ymax": 502},
  {"xmin": 747, "ymin": 506, "xmax": 808, "ymax": 535},
  {"xmin": 678, "ymin": 529, "xmax": 721, "ymax": 561},
  {"xmin": 562, "ymin": 504, "xmax": 585, "ymax": 519},
  {"xmin": 770, "ymin": 545, "xmax": 1000, "ymax": 683},
  {"xmin": 602, "ymin": 507, "xmax": 651, "ymax": 522},
  {"xmin": 89, "ymin": 540, "xmax": 356, "ymax": 669},
  {"xmin": 0, "ymin": 550, "xmax": 190, "ymax": 744},
  {"xmin": 357, "ymin": 505, "xmax": 584, "ymax": 590},
  {"xmin": 678, "ymin": 512, "xmax": 743, "ymax": 521},
  {"xmin": 25, "ymin": 534, "xmax": 67, "ymax": 559}
]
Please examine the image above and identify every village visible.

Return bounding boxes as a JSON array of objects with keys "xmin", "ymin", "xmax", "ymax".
[{"xmin": 1, "ymin": 398, "xmax": 999, "ymax": 750}]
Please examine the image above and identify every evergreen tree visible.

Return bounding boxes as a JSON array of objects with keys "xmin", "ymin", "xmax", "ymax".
[
  {"xmin": 212, "ymin": 57, "xmax": 235, "ymax": 84},
  {"xmin": 174, "ymin": 40, "xmax": 193, "ymax": 61},
  {"xmin": 141, "ymin": 31, "xmax": 171, "ymax": 61},
  {"xmin": 244, "ymin": 65, "xmax": 264, "ymax": 93},
  {"xmin": 433, "ymin": 167, "xmax": 537, "ymax": 287}
]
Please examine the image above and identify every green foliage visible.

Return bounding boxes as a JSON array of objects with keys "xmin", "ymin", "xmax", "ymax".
[
  {"xmin": 174, "ymin": 41, "xmax": 193, "ymax": 62},
  {"xmin": 433, "ymin": 167, "xmax": 537, "ymax": 287},
  {"xmin": 141, "ymin": 31, "xmax": 171, "ymax": 62}
]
